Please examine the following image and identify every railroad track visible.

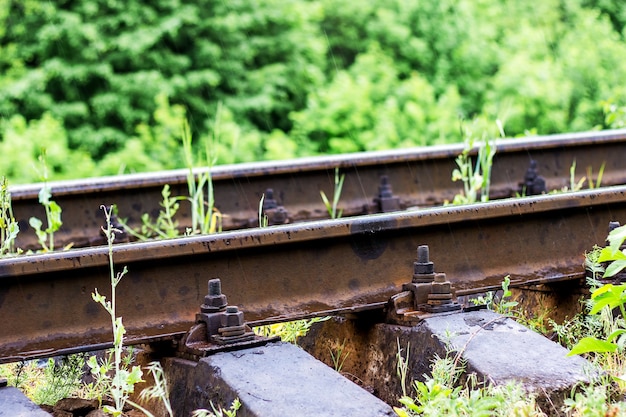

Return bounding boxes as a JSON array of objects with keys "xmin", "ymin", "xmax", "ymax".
[
  {"xmin": 9, "ymin": 129, "xmax": 626, "ymax": 250},
  {"xmin": 2, "ymin": 182, "xmax": 626, "ymax": 362},
  {"xmin": 2, "ymin": 129, "xmax": 626, "ymax": 362}
]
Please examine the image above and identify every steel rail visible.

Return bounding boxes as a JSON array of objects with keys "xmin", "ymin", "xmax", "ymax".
[
  {"xmin": 9, "ymin": 129, "xmax": 626, "ymax": 250},
  {"xmin": 2, "ymin": 185, "xmax": 626, "ymax": 361}
]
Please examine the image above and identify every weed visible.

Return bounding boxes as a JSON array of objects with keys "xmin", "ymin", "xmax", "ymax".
[
  {"xmin": 119, "ymin": 185, "xmax": 182, "ymax": 241},
  {"xmin": 396, "ymin": 340, "xmax": 411, "ymax": 397},
  {"xmin": 88, "ymin": 205, "xmax": 146, "ymax": 416},
  {"xmin": 562, "ymin": 384, "xmax": 624, "ymax": 416},
  {"xmin": 29, "ymin": 152, "xmax": 62, "ymax": 252},
  {"xmin": 183, "ymin": 114, "xmax": 221, "ymax": 235},
  {"xmin": 586, "ymin": 163, "xmax": 605, "ymax": 190},
  {"xmin": 393, "ymin": 351, "xmax": 545, "ymax": 416},
  {"xmin": 450, "ymin": 120, "xmax": 499, "ymax": 205},
  {"xmin": 258, "ymin": 194, "xmax": 268, "ymax": 228},
  {"xmin": 120, "ymin": 116, "xmax": 223, "ymax": 240},
  {"xmin": 192, "ymin": 398, "xmax": 241, "ymax": 417},
  {"xmin": 320, "ymin": 167, "xmax": 345, "ymax": 219},
  {"xmin": 253, "ymin": 316, "xmax": 330, "ymax": 344},
  {"xmin": 0, "ymin": 355, "xmax": 85, "ymax": 405},
  {"xmin": 0, "ymin": 176, "xmax": 20, "ymax": 257},
  {"xmin": 550, "ymin": 160, "xmax": 606, "ymax": 194},
  {"xmin": 139, "ymin": 361, "xmax": 174, "ymax": 417},
  {"xmin": 328, "ymin": 338, "xmax": 350, "ymax": 373},
  {"xmin": 470, "ymin": 275, "xmax": 518, "ymax": 315}
]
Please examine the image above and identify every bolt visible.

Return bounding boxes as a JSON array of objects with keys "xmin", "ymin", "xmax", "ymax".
[
  {"xmin": 609, "ymin": 221, "xmax": 621, "ymax": 233},
  {"xmin": 209, "ymin": 279, "xmax": 221, "ymax": 296},
  {"xmin": 414, "ymin": 245, "xmax": 434, "ymax": 276},
  {"xmin": 201, "ymin": 278, "xmax": 228, "ymax": 312},
  {"xmin": 418, "ymin": 245, "xmax": 429, "ymax": 263},
  {"xmin": 374, "ymin": 175, "xmax": 400, "ymax": 212},
  {"xmin": 263, "ymin": 188, "xmax": 278, "ymax": 210},
  {"xmin": 378, "ymin": 176, "xmax": 393, "ymax": 198},
  {"xmin": 520, "ymin": 160, "xmax": 546, "ymax": 196}
]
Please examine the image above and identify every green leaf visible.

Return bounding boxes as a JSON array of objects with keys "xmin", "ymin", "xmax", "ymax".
[
  {"xmin": 607, "ymin": 329, "xmax": 626, "ymax": 343},
  {"xmin": 604, "ymin": 259, "xmax": 626, "ymax": 278},
  {"xmin": 598, "ymin": 246, "xmax": 626, "ymax": 263},
  {"xmin": 608, "ymin": 224, "xmax": 626, "ymax": 255},
  {"xmin": 393, "ymin": 407, "xmax": 411, "ymax": 417},
  {"xmin": 567, "ymin": 336, "xmax": 618, "ymax": 356},
  {"xmin": 589, "ymin": 284, "xmax": 626, "ymax": 314}
]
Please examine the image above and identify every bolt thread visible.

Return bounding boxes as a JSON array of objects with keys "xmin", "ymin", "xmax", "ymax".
[
  {"xmin": 417, "ymin": 245, "xmax": 429, "ymax": 263},
  {"xmin": 209, "ymin": 279, "xmax": 221, "ymax": 296},
  {"xmin": 434, "ymin": 273, "xmax": 446, "ymax": 283}
]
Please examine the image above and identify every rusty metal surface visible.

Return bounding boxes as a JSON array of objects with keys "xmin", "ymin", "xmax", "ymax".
[
  {"xmin": 2, "ymin": 185, "xmax": 626, "ymax": 361},
  {"xmin": 9, "ymin": 129, "xmax": 626, "ymax": 250}
]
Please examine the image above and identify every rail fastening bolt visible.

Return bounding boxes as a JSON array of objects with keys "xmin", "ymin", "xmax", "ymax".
[
  {"xmin": 418, "ymin": 245, "xmax": 429, "ymax": 263},
  {"xmin": 202, "ymin": 278, "xmax": 228, "ymax": 312},
  {"xmin": 209, "ymin": 279, "xmax": 221, "ymax": 296},
  {"xmin": 379, "ymin": 175, "xmax": 393, "ymax": 199},
  {"xmin": 415, "ymin": 245, "xmax": 434, "ymax": 275},
  {"xmin": 609, "ymin": 221, "xmax": 621, "ymax": 233}
]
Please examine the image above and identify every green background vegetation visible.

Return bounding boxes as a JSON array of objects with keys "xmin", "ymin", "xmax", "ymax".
[{"xmin": 2, "ymin": 0, "xmax": 626, "ymax": 183}]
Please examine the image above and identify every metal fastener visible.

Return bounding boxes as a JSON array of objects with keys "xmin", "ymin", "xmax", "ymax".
[
  {"xmin": 413, "ymin": 245, "xmax": 435, "ymax": 282},
  {"xmin": 374, "ymin": 175, "xmax": 400, "ymax": 213},
  {"xmin": 430, "ymin": 273, "xmax": 451, "ymax": 295},
  {"xmin": 201, "ymin": 279, "xmax": 228, "ymax": 313},
  {"xmin": 222, "ymin": 306, "xmax": 245, "ymax": 328},
  {"xmin": 519, "ymin": 160, "xmax": 546, "ymax": 196}
]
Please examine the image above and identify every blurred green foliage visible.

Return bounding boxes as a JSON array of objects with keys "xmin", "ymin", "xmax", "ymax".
[{"xmin": 1, "ymin": 0, "xmax": 626, "ymax": 182}]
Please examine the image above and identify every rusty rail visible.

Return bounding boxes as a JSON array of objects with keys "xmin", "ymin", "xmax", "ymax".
[
  {"xmin": 2, "ymin": 185, "xmax": 626, "ymax": 362},
  {"xmin": 9, "ymin": 129, "xmax": 626, "ymax": 250}
]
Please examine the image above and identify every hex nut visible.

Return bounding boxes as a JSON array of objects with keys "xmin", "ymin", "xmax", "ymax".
[
  {"xmin": 431, "ymin": 281, "xmax": 451, "ymax": 294},
  {"xmin": 201, "ymin": 293, "xmax": 228, "ymax": 312},
  {"xmin": 415, "ymin": 262, "xmax": 434, "ymax": 275},
  {"xmin": 222, "ymin": 306, "xmax": 245, "ymax": 327}
]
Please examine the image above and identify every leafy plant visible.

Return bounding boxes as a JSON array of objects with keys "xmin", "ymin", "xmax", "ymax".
[
  {"xmin": 0, "ymin": 176, "xmax": 20, "ymax": 256},
  {"xmin": 29, "ymin": 152, "xmax": 63, "ymax": 252},
  {"xmin": 320, "ymin": 167, "xmax": 345, "ymax": 219},
  {"xmin": 192, "ymin": 398, "xmax": 241, "ymax": 417},
  {"xmin": 566, "ymin": 223, "xmax": 626, "ymax": 396},
  {"xmin": 393, "ymin": 351, "xmax": 545, "ymax": 416},
  {"xmin": 562, "ymin": 384, "xmax": 623, "ymax": 416},
  {"xmin": 470, "ymin": 275, "xmax": 518, "ymax": 315},
  {"xmin": 119, "ymin": 185, "xmax": 182, "ymax": 241},
  {"xmin": 88, "ymin": 205, "xmax": 146, "ymax": 416},
  {"xmin": 253, "ymin": 317, "xmax": 330, "ymax": 344},
  {"xmin": 450, "ymin": 120, "xmax": 499, "ymax": 205},
  {"xmin": 0, "ymin": 355, "xmax": 85, "ymax": 405}
]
